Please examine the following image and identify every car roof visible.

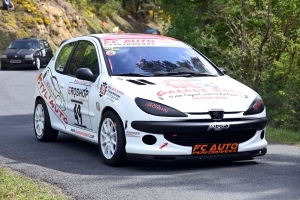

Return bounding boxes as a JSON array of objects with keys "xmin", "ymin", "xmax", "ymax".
[{"xmin": 12, "ymin": 38, "xmax": 45, "ymax": 42}]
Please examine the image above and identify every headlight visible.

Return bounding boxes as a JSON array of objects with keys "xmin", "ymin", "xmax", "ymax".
[
  {"xmin": 1, "ymin": 55, "xmax": 7, "ymax": 58},
  {"xmin": 25, "ymin": 54, "xmax": 33, "ymax": 58},
  {"xmin": 243, "ymin": 95, "xmax": 265, "ymax": 115},
  {"xmin": 135, "ymin": 97, "xmax": 187, "ymax": 117}
]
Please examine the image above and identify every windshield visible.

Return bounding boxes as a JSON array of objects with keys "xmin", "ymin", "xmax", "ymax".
[
  {"xmin": 105, "ymin": 46, "xmax": 221, "ymax": 76},
  {"xmin": 8, "ymin": 40, "xmax": 39, "ymax": 49}
]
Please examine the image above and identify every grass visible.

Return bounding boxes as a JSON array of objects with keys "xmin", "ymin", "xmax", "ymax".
[
  {"xmin": 266, "ymin": 126, "xmax": 300, "ymax": 147},
  {"xmin": 0, "ymin": 167, "xmax": 72, "ymax": 200}
]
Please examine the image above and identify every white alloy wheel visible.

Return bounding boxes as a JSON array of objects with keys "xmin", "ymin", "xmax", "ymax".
[
  {"xmin": 34, "ymin": 104, "xmax": 45, "ymax": 138},
  {"xmin": 100, "ymin": 118, "xmax": 117, "ymax": 159},
  {"xmin": 33, "ymin": 99, "xmax": 58, "ymax": 142}
]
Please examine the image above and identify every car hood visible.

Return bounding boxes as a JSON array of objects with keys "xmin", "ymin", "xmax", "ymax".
[
  {"xmin": 112, "ymin": 76, "xmax": 257, "ymax": 113},
  {"xmin": 2, "ymin": 49, "xmax": 36, "ymax": 55}
]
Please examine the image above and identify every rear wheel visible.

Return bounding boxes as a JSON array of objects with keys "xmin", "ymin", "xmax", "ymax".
[
  {"xmin": 34, "ymin": 57, "xmax": 41, "ymax": 70},
  {"xmin": 34, "ymin": 99, "xmax": 58, "ymax": 142},
  {"xmin": 99, "ymin": 111, "xmax": 126, "ymax": 166}
]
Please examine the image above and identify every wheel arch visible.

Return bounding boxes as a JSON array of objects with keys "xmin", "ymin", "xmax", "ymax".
[
  {"xmin": 34, "ymin": 96, "xmax": 54, "ymax": 128},
  {"xmin": 98, "ymin": 106, "xmax": 126, "ymax": 143}
]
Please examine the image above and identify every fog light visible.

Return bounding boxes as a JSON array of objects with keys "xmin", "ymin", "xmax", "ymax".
[
  {"xmin": 142, "ymin": 135, "xmax": 157, "ymax": 145},
  {"xmin": 260, "ymin": 130, "xmax": 265, "ymax": 139}
]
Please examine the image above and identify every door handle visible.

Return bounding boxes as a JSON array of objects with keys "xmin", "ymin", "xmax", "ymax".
[{"xmin": 60, "ymin": 83, "xmax": 64, "ymax": 88}]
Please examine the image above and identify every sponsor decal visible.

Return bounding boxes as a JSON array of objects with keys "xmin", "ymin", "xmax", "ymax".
[
  {"xmin": 158, "ymin": 89, "xmax": 242, "ymax": 97},
  {"xmin": 207, "ymin": 122, "xmax": 230, "ymax": 131},
  {"xmin": 125, "ymin": 131, "xmax": 140, "ymax": 137},
  {"xmin": 145, "ymin": 101, "xmax": 168, "ymax": 113},
  {"xmin": 68, "ymin": 83, "xmax": 92, "ymax": 130},
  {"xmin": 159, "ymin": 143, "xmax": 168, "ymax": 149},
  {"xmin": 163, "ymin": 79, "xmax": 203, "ymax": 88},
  {"xmin": 209, "ymin": 108, "xmax": 224, "ymax": 111},
  {"xmin": 96, "ymin": 102, "xmax": 100, "ymax": 111},
  {"xmin": 192, "ymin": 143, "xmax": 238, "ymax": 155},
  {"xmin": 37, "ymin": 73, "xmax": 68, "ymax": 128},
  {"xmin": 42, "ymin": 69, "xmax": 66, "ymax": 111},
  {"xmin": 105, "ymin": 85, "xmax": 124, "ymax": 102},
  {"xmin": 103, "ymin": 39, "xmax": 155, "ymax": 46},
  {"xmin": 68, "ymin": 86, "xmax": 89, "ymax": 98},
  {"xmin": 74, "ymin": 79, "xmax": 88, "ymax": 85},
  {"xmin": 99, "ymin": 82, "xmax": 107, "ymax": 97},
  {"xmin": 253, "ymin": 100, "xmax": 263, "ymax": 110},
  {"xmin": 72, "ymin": 104, "xmax": 86, "ymax": 128},
  {"xmin": 102, "ymin": 37, "xmax": 181, "ymax": 47},
  {"xmin": 70, "ymin": 128, "xmax": 94, "ymax": 139},
  {"xmin": 158, "ymin": 79, "xmax": 243, "ymax": 99},
  {"xmin": 106, "ymin": 50, "xmax": 116, "ymax": 56},
  {"xmin": 164, "ymin": 79, "xmax": 219, "ymax": 89}
]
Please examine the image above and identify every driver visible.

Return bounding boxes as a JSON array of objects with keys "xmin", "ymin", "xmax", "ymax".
[{"xmin": 113, "ymin": 48, "xmax": 144, "ymax": 74}]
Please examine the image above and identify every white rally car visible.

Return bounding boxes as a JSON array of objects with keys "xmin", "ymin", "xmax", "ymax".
[{"xmin": 33, "ymin": 34, "xmax": 268, "ymax": 166}]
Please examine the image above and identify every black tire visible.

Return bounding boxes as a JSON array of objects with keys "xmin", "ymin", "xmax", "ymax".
[
  {"xmin": 99, "ymin": 111, "xmax": 126, "ymax": 166},
  {"xmin": 33, "ymin": 98, "xmax": 59, "ymax": 142},
  {"xmin": 34, "ymin": 57, "xmax": 41, "ymax": 70},
  {"xmin": 1, "ymin": 67, "xmax": 7, "ymax": 70}
]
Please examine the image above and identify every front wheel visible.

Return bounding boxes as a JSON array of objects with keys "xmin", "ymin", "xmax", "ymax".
[
  {"xmin": 34, "ymin": 99, "xmax": 58, "ymax": 142},
  {"xmin": 99, "ymin": 111, "xmax": 126, "ymax": 166},
  {"xmin": 34, "ymin": 57, "xmax": 41, "ymax": 70}
]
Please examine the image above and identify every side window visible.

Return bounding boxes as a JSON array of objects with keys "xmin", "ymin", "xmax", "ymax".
[
  {"xmin": 55, "ymin": 42, "xmax": 76, "ymax": 74},
  {"xmin": 39, "ymin": 41, "xmax": 44, "ymax": 49},
  {"xmin": 68, "ymin": 41, "xmax": 99, "ymax": 77},
  {"xmin": 43, "ymin": 40, "xmax": 50, "ymax": 48}
]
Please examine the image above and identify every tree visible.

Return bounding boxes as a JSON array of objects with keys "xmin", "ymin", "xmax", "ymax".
[{"xmin": 160, "ymin": 0, "xmax": 300, "ymax": 130}]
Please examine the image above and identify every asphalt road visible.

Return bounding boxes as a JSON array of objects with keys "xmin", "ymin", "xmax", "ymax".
[{"xmin": 0, "ymin": 68, "xmax": 299, "ymax": 200}]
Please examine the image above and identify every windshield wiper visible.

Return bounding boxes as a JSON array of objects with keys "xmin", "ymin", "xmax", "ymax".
[
  {"xmin": 191, "ymin": 72, "xmax": 217, "ymax": 77},
  {"xmin": 114, "ymin": 73, "xmax": 152, "ymax": 77},
  {"xmin": 152, "ymin": 71, "xmax": 217, "ymax": 77}
]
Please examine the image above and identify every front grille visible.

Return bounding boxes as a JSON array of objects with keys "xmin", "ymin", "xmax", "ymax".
[{"xmin": 164, "ymin": 129, "xmax": 256, "ymax": 146}]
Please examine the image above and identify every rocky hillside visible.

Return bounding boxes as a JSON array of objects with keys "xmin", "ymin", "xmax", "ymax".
[{"xmin": 0, "ymin": 0, "xmax": 163, "ymax": 52}]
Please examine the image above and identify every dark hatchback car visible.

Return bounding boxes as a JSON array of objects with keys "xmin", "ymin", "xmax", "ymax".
[
  {"xmin": 1, "ymin": 38, "xmax": 53, "ymax": 70},
  {"xmin": 143, "ymin": 28, "xmax": 161, "ymax": 35}
]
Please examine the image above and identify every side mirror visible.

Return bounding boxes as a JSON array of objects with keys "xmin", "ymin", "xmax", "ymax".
[
  {"xmin": 76, "ymin": 68, "xmax": 95, "ymax": 82},
  {"xmin": 218, "ymin": 67, "xmax": 227, "ymax": 74}
]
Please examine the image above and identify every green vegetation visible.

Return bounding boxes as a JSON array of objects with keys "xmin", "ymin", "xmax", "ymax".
[
  {"xmin": 267, "ymin": 127, "xmax": 300, "ymax": 147},
  {"xmin": 0, "ymin": 167, "xmax": 71, "ymax": 200},
  {"xmin": 161, "ymin": 0, "xmax": 300, "ymax": 133}
]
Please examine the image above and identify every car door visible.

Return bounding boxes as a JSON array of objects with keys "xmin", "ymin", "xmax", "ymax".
[{"xmin": 65, "ymin": 39, "xmax": 100, "ymax": 133}]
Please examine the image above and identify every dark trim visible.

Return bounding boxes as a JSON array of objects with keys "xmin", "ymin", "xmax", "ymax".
[
  {"xmin": 126, "ymin": 148, "xmax": 267, "ymax": 162},
  {"xmin": 131, "ymin": 118, "xmax": 268, "ymax": 134}
]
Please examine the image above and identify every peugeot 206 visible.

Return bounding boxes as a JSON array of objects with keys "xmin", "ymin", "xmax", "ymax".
[{"xmin": 33, "ymin": 34, "xmax": 268, "ymax": 166}]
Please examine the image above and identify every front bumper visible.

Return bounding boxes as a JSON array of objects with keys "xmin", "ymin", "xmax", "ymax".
[
  {"xmin": 127, "ymin": 148, "xmax": 267, "ymax": 162},
  {"xmin": 1, "ymin": 58, "xmax": 35, "ymax": 68},
  {"xmin": 125, "ymin": 118, "xmax": 268, "ymax": 158}
]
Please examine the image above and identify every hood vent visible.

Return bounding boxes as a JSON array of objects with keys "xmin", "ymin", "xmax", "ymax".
[
  {"xmin": 127, "ymin": 79, "xmax": 156, "ymax": 85},
  {"xmin": 137, "ymin": 79, "xmax": 156, "ymax": 85}
]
